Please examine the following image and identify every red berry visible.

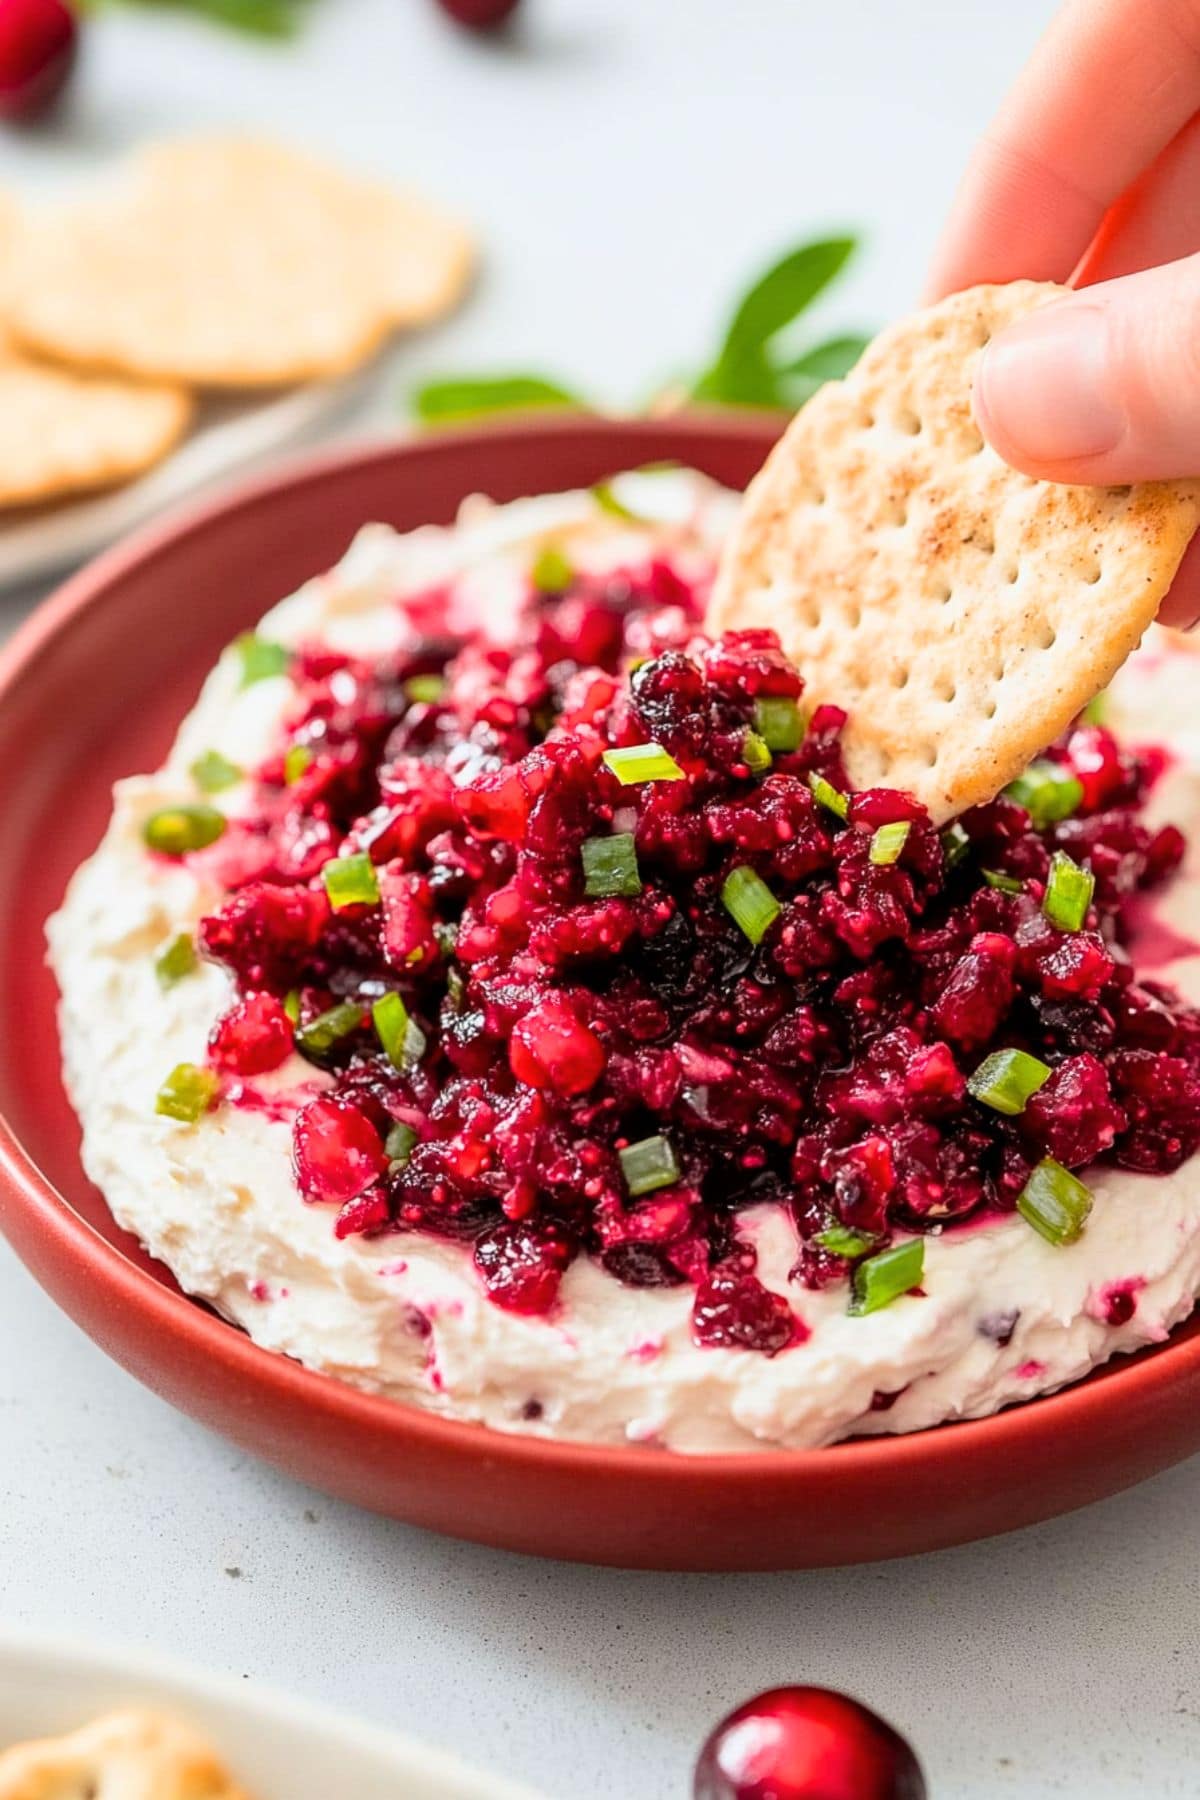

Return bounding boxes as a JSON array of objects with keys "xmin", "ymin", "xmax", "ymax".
[
  {"xmin": 694, "ymin": 1687, "xmax": 926, "ymax": 1800},
  {"xmin": 208, "ymin": 992, "xmax": 294, "ymax": 1076},
  {"xmin": 509, "ymin": 993, "xmax": 606, "ymax": 1096},
  {"xmin": 0, "ymin": 0, "xmax": 77, "ymax": 121},
  {"xmin": 293, "ymin": 1096, "xmax": 387, "ymax": 1206},
  {"xmin": 436, "ymin": 0, "xmax": 520, "ymax": 29}
]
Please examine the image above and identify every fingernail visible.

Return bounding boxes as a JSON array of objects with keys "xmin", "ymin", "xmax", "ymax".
[{"xmin": 974, "ymin": 301, "xmax": 1125, "ymax": 465}]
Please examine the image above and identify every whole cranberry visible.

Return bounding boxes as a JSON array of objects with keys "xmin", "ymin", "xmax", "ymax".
[
  {"xmin": 0, "ymin": 0, "xmax": 77, "ymax": 122},
  {"xmin": 436, "ymin": 0, "xmax": 520, "ymax": 29},
  {"xmin": 694, "ymin": 1687, "xmax": 926, "ymax": 1800}
]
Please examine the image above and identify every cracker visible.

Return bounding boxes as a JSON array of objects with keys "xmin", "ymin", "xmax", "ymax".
[
  {"xmin": 0, "ymin": 327, "xmax": 191, "ymax": 507},
  {"xmin": 6, "ymin": 136, "xmax": 474, "ymax": 388},
  {"xmin": 710, "ymin": 281, "xmax": 1200, "ymax": 821},
  {"xmin": 0, "ymin": 1708, "xmax": 252, "ymax": 1800}
]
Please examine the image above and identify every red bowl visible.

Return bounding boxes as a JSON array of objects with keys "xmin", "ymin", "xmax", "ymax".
[{"xmin": 3, "ymin": 415, "xmax": 1199, "ymax": 1570}]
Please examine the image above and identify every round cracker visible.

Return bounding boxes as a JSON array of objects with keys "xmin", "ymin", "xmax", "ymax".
[
  {"xmin": 6, "ymin": 136, "xmax": 474, "ymax": 388},
  {"xmin": 710, "ymin": 281, "xmax": 1200, "ymax": 821},
  {"xmin": 0, "ymin": 328, "xmax": 191, "ymax": 508},
  {"xmin": 0, "ymin": 1708, "xmax": 251, "ymax": 1800}
]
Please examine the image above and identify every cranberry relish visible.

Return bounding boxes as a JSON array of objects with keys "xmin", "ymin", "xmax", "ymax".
[{"xmin": 189, "ymin": 548, "xmax": 1200, "ymax": 1354}]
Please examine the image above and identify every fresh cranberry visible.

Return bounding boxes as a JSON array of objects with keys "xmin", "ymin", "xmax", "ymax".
[
  {"xmin": 694, "ymin": 1686, "xmax": 926, "ymax": 1800},
  {"xmin": 435, "ymin": 0, "xmax": 519, "ymax": 26},
  {"xmin": 208, "ymin": 992, "xmax": 293, "ymax": 1075},
  {"xmin": 0, "ymin": 0, "xmax": 76, "ymax": 121},
  {"xmin": 293, "ymin": 1096, "xmax": 387, "ymax": 1205},
  {"xmin": 509, "ymin": 993, "xmax": 606, "ymax": 1095}
]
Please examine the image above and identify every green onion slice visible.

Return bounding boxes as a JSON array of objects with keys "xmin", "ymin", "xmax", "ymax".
[
  {"xmin": 753, "ymin": 696, "xmax": 805, "ymax": 752},
  {"xmin": 404, "ymin": 674, "xmax": 446, "ymax": 705},
  {"xmin": 234, "ymin": 633, "xmax": 290, "ymax": 688},
  {"xmin": 967, "ymin": 1048, "xmax": 1052, "ymax": 1116},
  {"xmin": 385, "ymin": 1120, "xmax": 418, "ymax": 1168},
  {"xmin": 372, "ymin": 992, "xmax": 427, "ymax": 1071},
  {"xmin": 1017, "ymin": 1157, "xmax": 1092, "ymax": 1247},
  {"xmin": 941, "ymin": 821, "xmax": 971, "ymax": 871},
  {"xmin": 190, "ymin": 749, "xmax": 242, "ymax": 794},
  {"xmin": 740, "ymin": 730, "xmax": 773, "ymax": 775},
  {"xmin": 581, "ymin": 832, "xmax": 642, "ymax": 898},
  {"xmin": 869, "ymin": 821, "xmax": 911, "ymax": 865},
  {"xmin": 1005, "ymin": 759, "xmax": 1084, "ymax": 829},
  {"xmin": 618, "ymin": 1133, "xmax": 681, "ymax": 1197},
  {"xmin": 531, "ymin": 544, "xmax": 574, "ymax": 593},
  {"xmin": 808, "ymin": 772, "xmax": 849, "ymax": 820},
  {"xmin": 849, "ymin": 1238, "xmax": 924, "ymax": 1316},
  {"xmin": 721, "ymin": 864, "xmax": 782, "ymax": 945},
  {"xmin": 982, "ymin": 867, "xmax": 1024, "ymax": 895},
  {"xmin": 283, "ymin": 989, "xmax": 302, "ymax": 1025},
  {"xmin": 155, "ymin": 1062, "xmax": 219, "ymax": 1124},
  {"xmin": 283, "ymin": 744, "xmax": 313, "ymax": 785},
  {"xmin": 602, "ymin": 743, "xmax": 685, "ymax": 785},
  {"xmin": 294, "ymin": 1001, "xmax": 366, "ymax": 1062},
  {"xmin": 143, "ymin": 804, "xmax": 226, "ymax": 857},
  {"xmin": 814, "ymin": 1224, "xmax": 878, "ymax": 1258},
  {"xmin": 1042, "ymin": 850, "xmax": 1095, "ymax": 933},
  {"xmin": 154, "ymin": 932, "xmax": 198, "ymax": 989},
  {"xmin": 322, "ymin": 853, "xmax": 381, "ymax": 911},
  {"xmin": 1080, "ymin": 690, "xmax": 1108, "ymax": 727}
]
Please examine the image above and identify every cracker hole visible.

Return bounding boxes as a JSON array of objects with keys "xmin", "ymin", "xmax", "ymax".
[
  {"xmin": 935, "ymin": 680, "xmax": 957, "ymax": 704},
  {"xmin": 1085, "ymin": 560, "xmax": 1103, "ymax": 585},
  {"xmin": 891, "ymin": 666, "xmax": 910, "ymax": 690},
  {"xmin": 845, "ymin": 602, "xmax": 862, "ymax": 628},
  {"xmin": 1003, "ymin": 563, "xmax": 1019, "ymax": 585},
  {"xmin": 966, "ymin": 430, "xmax": 986, "ymax": 455},
  {"xmin": 922, "ymin": 744, "xmax": 938, "ymax": 768},
  {"xmin": 1038, "ymin": 625, "xmax": 1058, "ymax": 650},
  {"xmin": 984, "ymin": 699, "xmax": 998, "ymax": 720},
  {"xmin": 936, "ymin": 583, "xmax": 953, "ymax": 605},
  {"xmin": 898, "ymin": 408, "xmax": 922, "ymax": 436}
]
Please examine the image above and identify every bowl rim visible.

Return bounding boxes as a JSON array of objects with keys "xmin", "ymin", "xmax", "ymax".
[{"xmin": 3, "ymin": 411, "xmax": 1199, "ymax": 1489}]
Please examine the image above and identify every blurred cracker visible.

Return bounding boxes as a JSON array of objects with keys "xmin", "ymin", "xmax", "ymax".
[
  {"xmin": 710, "ymin": 281, "xmax": 1200, "ymax": 821},
  {"xmin": 7, "ymin": 136, "xmax": 474, "ymax": 388},
  {"xmin": 0, "ymin": 1707, "xmax": 252, "ymax": 1800}
]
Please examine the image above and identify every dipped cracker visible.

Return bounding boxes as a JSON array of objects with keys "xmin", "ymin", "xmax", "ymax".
[
  {"xmin": 0, "ymin": 1709, "xmax": 252, "ymax": 1800},
  {"xmin": 7, "ymin": 136, "xmax": 474, "ymax": 388},
  {"xmin": 710, "ymin": 281, "xmax": 1200, "ymax": 821}
]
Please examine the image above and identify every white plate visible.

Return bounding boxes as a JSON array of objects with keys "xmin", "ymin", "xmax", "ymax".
[
  {"xmin": 0, "ymin": 365, "xmax": 380, "ymax": 593},
  {"xmin": 0, "ymin": 1629, "xmax": 544, "ymax": 1799}
]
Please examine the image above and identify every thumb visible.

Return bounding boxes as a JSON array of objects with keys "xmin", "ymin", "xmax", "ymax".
[{"xmin": 972, "ymin": 256, "xmax": 1200, "ymax": 486}]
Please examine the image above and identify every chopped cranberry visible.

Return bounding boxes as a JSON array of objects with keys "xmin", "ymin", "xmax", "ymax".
[
  {"xmin": 293, "ymin": 1096, "xmax": 387, "ymax": 1205},
  {"xmin": 692, "ymin": 1266, "xmax": 800, "ymax": 1356},
  {"xmin": 509, "ymin": 993, "xmax": 606, "ymax": 1096},
  {"xmin": 694, "ymin": 1686, "xmax": 926, "ymax": 1800},
  {"xmin": 930, "ymin": 932, "xmax": 1015, "ymax": 1050},
  {"xmin": 0, "ymin": 0, "xmax": 76, "ymax": 121},
  {"xmin": 474, "ymin": 1219, "xmax": 575, "ymax": 1313},
  {"xmin": 208, "ymin": 992, "xmax": 294, "ymax": 1075},
  {"xmin": 1021, "ymin": 1053, "xmax": 1125, "ymax": 1167},
  {"xmin": 435, "ymin": 0, "xmax": 519, "ymax": 27}
]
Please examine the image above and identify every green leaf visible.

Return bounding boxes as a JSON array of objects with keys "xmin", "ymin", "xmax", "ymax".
[
  {"xmin": 82, "ymin": 0, "xmax": 310, "ymax": 38},
  {"xmin": 690, "ymin": 345, "xmax": 787, "ymax": 410},
  {"xmin": 691, "ymin": 237, "xmax": 859, "ymax": 407},
  {"xmin": 412, "ymin": 374, "xmax": 587, "ymax": 426},
  {"xmin": 781, "ymin": 332, "xmax": 872, "ymax": 382}
]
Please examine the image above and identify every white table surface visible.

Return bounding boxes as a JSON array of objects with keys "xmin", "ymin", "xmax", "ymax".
[{"xmin": 4, "ymin": 3, "xmax": 1199, "ymax": 1796}]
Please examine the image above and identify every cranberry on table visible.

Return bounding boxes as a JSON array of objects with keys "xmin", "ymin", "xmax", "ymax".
[
  {"xmin": 694, "ymin": 1687, "xmax": 926, "ymax": 1800},
  {"xmin": 435, "ymin": 0, "xmax": 521, "ymax": 30},
  {"xmin": 0, "ymin": 0, "xmax": 77, "ymax": 122}
]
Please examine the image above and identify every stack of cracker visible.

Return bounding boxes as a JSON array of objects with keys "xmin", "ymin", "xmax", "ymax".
[{"xmin": 0, "ymin": 136, "xmax": 473, "ymax": 514}]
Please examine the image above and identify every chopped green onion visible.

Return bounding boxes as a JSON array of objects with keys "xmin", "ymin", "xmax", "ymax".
[
  {"xmin": 967, "ymin": 1048, "xmax": 1052, "ymax": 1116},
  {"xmin": 155, "ymin": 1062, "xmax": 219, "ymax": 1124},
  {"xmin": 618, "ymin": 1133, "xmax": 681, "ymax": 1197},
  {"xmin": 753, "ymin": 696, "xmax": 805, "ymax": 752},
  {"xmin": 1081, "ymin": 690, "xmax": 1108, "ymax": 727},
  {"xmin": 322, "ymin": 853, "xmax": 380, "ymax": 911},
  {"xmin": 869, "ymin": 821, "xmax": 911, "ymax": 865},
  {"xmin": 808, "ymin": 772, "xmax": 849, "ymax": 820},
  {"xmin": 982, "ymin": 867, "xmax": 1023, "ymax": 894},
  {"xmin": 602, "ymin": 743, "xmax": 685, "ymax": 785},
  {"xmin": 721, "ymin": 864, "xmax": 781, "ymax": 944},
  {"xmin": 531, "ymin": 544, "xmax": 574, "ymax": 593},
  {"xmin": 1017, "ymin": 1157, "xmax": 1092, "ymax": 1247},
  {"xmin": 849, "ymin": 1238, "xmax": 924, "ymax": 1316},
  {"xmin": 590, "ymin": 479, "xmax": 645, "ymax": 523},
  {"xmin": 283, "ymin": 744, "xmax": 313, "ymax": 785},
  {"xmin": 372, "ymin": 991, "xmax": 427, "ymax": 1070},
  {"xmin": 294, "ymin": 1001, "xmax": 366, "ymax": 1062},
  {"xmin": 404, "ymin": 674, "xmax": 446, "ymax": 705},
  {"xmin": 143, "ymin": 804, "xmax": 226, "ymax": 856},
  {"xmin": 190, "ymin": 749, "xmax": 241, "ymax": 794},
  {"xmin": 815, "ymin": 1225, "xmax": 877, "ymax": 1258},
  {"xmin": 581, "ymin": 832, "xmax": 642, "ymax": 898},
  {"xmin": 154, "ymin": 932, "xmax": 198, "ymax": 989},
  {"xmin": 385, "ymin": 1121, "xmax": 418, "ymax": 1167},
  {"xmin": 234, "ymin": 632, "xmax": 290, "ymax": 688},
  {"xmin": 1005, "ymin": 759, "xmax": 1084, "ymax": 829},
  {"xmin": 446, "ymin": 965, "xmax": 465, "ymax": 1011},
  {"xmin": 435, "ymin": 921, "xmax": 459, "ymax": 956},
  {"xmin": 941, "ymin": 821, "xmax": 971, "ymax": 871},
  {"xmin": 282, "ymin": 989, "xmax": 301, "ymax": 1025},
  {"xmin": 740, "ymin": 729, "xmax": 773, "ymax": 775},
  {"xmin": 1043, "ymin": 850, "xmax": 1094, "ymax": 933}
]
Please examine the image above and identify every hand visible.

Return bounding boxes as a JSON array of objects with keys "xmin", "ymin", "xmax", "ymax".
[{"xmin": 926, "ymin": 0, "xmax": 1200, "ymax": 625}]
